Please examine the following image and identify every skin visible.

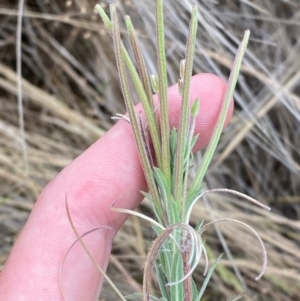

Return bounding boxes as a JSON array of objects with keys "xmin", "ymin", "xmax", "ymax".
[{"xmin": 0, "ymin": 73, "xmax": 233, "ymax": 301}]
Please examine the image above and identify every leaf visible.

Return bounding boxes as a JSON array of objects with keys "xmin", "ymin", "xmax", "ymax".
[
  {"xmin": 173, "ymin": 6, "xmax": 198, "ymax": 203},
  {"xmin": 188, "ymin": 30, "xmax": 250, "ymax": 201},
  {"xmin": 95, "ymin": 4, "xmax": 163, "ymax": 170},
  {"xmin": 168, "ymin": 252, "xmax": 184, "ymax": 301},
  {"xmin": 155, "ymin": 261, "xmax": 170, "ymax": 300},
  {"xmin": 156, "ymin": 0, "xmax": 171, "ymax": 183},
  {"xmin": 110, "ymin": 5, "xmax": 164, "ymax": 222},
  {"xmin": 194, "ymin": 254, "xmax": 223, "ymax": 301}
]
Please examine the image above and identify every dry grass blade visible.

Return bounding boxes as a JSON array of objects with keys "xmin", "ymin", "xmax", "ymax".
[
  {"xmin": 0, "ymin": 63, "xmax": 104, "ymax": 139},
  {"xmin": 64, "ymin": 196, "xmax": 126, "ymax": 301},
  {"xmin": 1, "ymin": 0, "xmax": 299, "ymax": 300}
]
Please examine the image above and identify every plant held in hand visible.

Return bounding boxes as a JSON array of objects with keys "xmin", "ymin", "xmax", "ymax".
[{"xmin": 94, "ymin": 1, "xmax": 271, "ymax": 300}]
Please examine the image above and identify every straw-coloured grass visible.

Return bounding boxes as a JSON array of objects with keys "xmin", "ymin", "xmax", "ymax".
[{"xmin": 0, "ymin": 0, "xmax": 299, "ymax": 300}]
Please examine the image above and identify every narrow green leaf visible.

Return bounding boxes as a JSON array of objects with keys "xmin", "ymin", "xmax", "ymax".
[
  {"xmin": 188, "ymin": 30, "xmax": 250, "ymax": 201},
  {"xmin": 95, "ymin": 4, "xmax": 163, "ymax": 170},
  {"xmin": 182, "ymin": 132, "xmax": 199, "ymax": 217},
  {"xmin": 151, "ymin": 74, "xmax": 159, "ymax": 93},
  {"xmin": 155, "ymin": 261, "xmax": 170, "ymax": 300},
  {"xmin": 170, "ymin": 128, "xmax": 178, "ymax": 162},
  {"xmin": 153, "ymin": 167, "xmax": 180, "ymax": 224},
  {"xmin": 194, "ymin": 254, "xmax": 223, "ymax": 301},
  {"xmin": 191, "ymin": 97, "xmax": 200, "ymax": 117},
  {"xmin": 153, "ymin": 167, "xmax": 171, "ymax": 207},
  {"xmin": 191, "ymin": 278, "xmax": 198, "ymax": 301},
  {"xmin": 125, "ymin": 16, "xmax": 154, "ymax": 110},
  {"xmin": 158, "ymin": 246, "xmax": 172, "ymax": 279},
  {"xmin": 95, "ymin": 4, "xmax": 112, "ymax": 32},
  {"xmin": 169, "ymin": 128, "xmax": 178, "ymax": 194},
  {"xmin": 169, "ymin": 252, "xmax": 184, "ymax": 301},
  {"xmin": 156, "ymin": 0, "xmax": 171, "ymax": 183},
  {"xmin": 125, "ymin": 16, "xmax": 162, "ymax": 168},
  {"xmin": 195, "ymin": 219, "xmax": 204, "ymax": 231},
  {"xmin": 190, "ymin": 134, "xmax": 199, "ymax": 151},
  {"xmin": 167, "ymin": 197, "xmax": 181, "ymax": 225},
  {"xmin": 110, "ymin": 5, "xmax": 164, "ymax": 221},
  {"xmin": 173, "ymin": 6, "xmax": 198, "ymax": 204}
]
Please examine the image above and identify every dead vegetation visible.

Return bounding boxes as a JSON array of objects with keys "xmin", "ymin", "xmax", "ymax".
[{"xmin": 0, "ymin": 0, "xmax": 299, "ymax": 300}]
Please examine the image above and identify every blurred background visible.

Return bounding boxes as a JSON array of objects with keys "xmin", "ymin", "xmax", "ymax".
[{"xmin": 0, "ymin": 0, "xmax": 299, "ymax": 300}]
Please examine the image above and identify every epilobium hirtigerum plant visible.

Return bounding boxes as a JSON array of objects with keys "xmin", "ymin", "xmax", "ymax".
[{"xmin": 93, "ymin": 1, "xmax": 271, "ymax": 300}]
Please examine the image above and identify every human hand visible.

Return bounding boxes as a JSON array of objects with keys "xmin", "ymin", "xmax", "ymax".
[{"xmin": 0, "ymin": 73, "xmax": 233, "ymax": 301}]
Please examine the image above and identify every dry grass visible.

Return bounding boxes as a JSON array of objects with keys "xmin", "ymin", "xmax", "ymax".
[{"xmin": 0, "ymin": 0, "xmax": 299, "ymax": 300}]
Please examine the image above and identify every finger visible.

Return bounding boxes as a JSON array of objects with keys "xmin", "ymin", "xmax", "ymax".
[{"xmin": 0, "ymin": 73, "xmax": 232, "ymax": 300}]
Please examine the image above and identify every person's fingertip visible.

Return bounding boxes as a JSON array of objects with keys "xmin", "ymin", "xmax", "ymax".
[
  {"xmin": 190, "ymin": 73, "xmax": 233, "ymax": 150},
  {"xmin": 158, "ymin": 73, "xmax": 233, "ymax": 150}
]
